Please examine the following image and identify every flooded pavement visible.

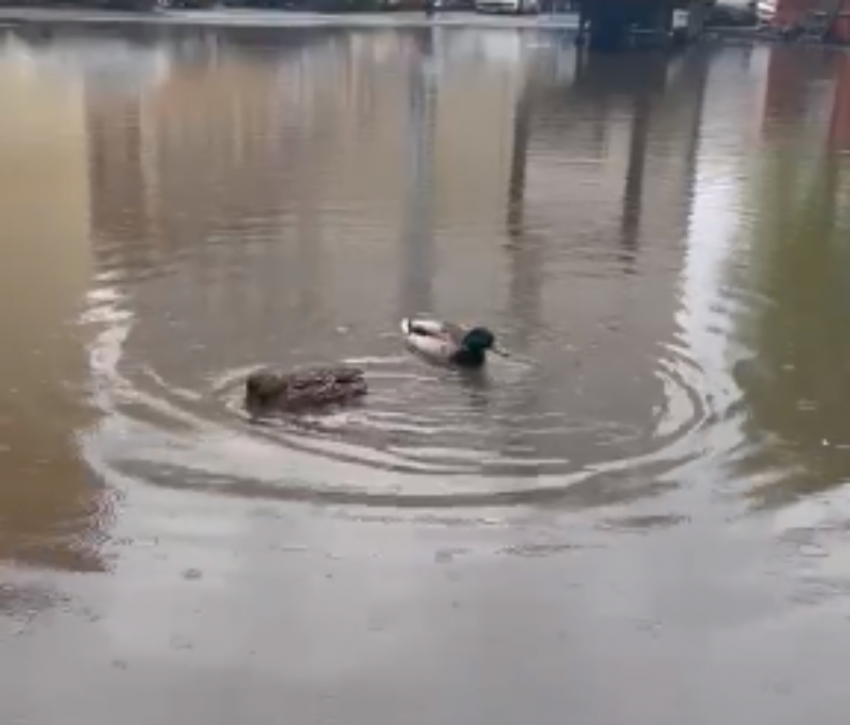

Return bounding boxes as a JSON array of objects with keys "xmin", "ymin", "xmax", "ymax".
[{"xmin": 2, "ymin": 24, "xmax": 850, "ymax": 723}]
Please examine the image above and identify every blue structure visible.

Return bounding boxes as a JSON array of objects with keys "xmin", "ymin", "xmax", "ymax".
[{"xmin": 577, "ymin": 0, "xmax": 707, "ymax": 51}]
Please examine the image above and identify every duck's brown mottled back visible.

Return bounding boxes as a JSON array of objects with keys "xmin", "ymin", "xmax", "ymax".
[{"xmin": 245, "ymin": 365, "xmax": 367, "ymax": 413}]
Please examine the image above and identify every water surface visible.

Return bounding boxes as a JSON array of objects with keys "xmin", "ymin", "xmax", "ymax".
[{"xmin": 2, "ymin": 25, "xmax": 850, "ymax": 724}]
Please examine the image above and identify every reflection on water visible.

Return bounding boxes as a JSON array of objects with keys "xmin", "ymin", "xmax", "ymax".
[
  {"xmin": 732, "ymin": 143, "xmax": 850, "ymax": 506},
  {"xmin": 2, "ymin": 25, "xmax": 850, "ymax": 571},
  {"xmin": 0, "ymin": 54, "xmax": 107, "ymax": 573}
]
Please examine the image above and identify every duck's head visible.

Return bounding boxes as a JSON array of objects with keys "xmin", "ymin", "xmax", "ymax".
[
  {"xmin": 462, "ymin": 326, "xmax": 505, "ymax": 354},
  {"xmin": 245, "ymin": 370, "xmax": 287, "ymax": 408},
  {"xmin": 461, "ymin": 326, "xmax": 495, "ymax": 352}
]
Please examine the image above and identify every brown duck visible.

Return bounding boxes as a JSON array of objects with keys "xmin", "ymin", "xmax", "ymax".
[{"xmin": 245, "ymin": 365, "xmax": 367, "ymax": 413}]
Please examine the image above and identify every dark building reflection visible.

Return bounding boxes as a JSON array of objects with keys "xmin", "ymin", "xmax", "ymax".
[{"xmin": 495, "ymin": 46, "xmax": 709, "ymax": 487}]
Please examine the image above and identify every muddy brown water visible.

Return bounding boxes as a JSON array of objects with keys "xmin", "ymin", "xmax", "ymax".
[{"xmin": 2, "ymin": 23, "xmax": 850, "ymax": 724}]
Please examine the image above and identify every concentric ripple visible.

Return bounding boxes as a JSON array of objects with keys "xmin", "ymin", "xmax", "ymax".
[{"xmin": 80, "ymin": 283, "xmax": 713, "ymax": 509}]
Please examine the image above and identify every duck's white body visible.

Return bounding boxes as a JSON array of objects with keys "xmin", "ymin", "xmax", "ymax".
[{"xmin": 400, "ymin": 317, "xmax": 463, "ymax": 361}]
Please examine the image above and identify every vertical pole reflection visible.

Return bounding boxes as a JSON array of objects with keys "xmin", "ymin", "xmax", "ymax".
[
  {"xmin": 505, "ymin": 68, "xmax": 540, "ymax": 350},
  {"xmin": 399, "ymin": 28, "xmax": 438, "ymax": 319},
  {"xmin": 619, "ymin": 91, "xmax": 651, "ymax": 264},
  {"xmin": 681, "ymin": 50, "xmax": 710, "ymax": 227},
  {"xmin": 507, "ymin": 71, "xmax": 531, "ymax": 241},
  {"xmin": 499, "ymin": 63, "xmax": 545, "ymax": 477}
]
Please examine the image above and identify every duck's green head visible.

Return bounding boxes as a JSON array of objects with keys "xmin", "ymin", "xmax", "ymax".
[{"xmin": 461, "ymin": 326, "xmax": 496, "ymax": 353}]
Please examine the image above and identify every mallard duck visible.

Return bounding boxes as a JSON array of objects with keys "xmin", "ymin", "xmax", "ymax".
[
  {"xmin": 245, "ymin": 365, "xmax": 367, "ymax": 413},
  {"xmin": 400, "ymin": 317, "xmax": 507, "ymax": 368}
]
